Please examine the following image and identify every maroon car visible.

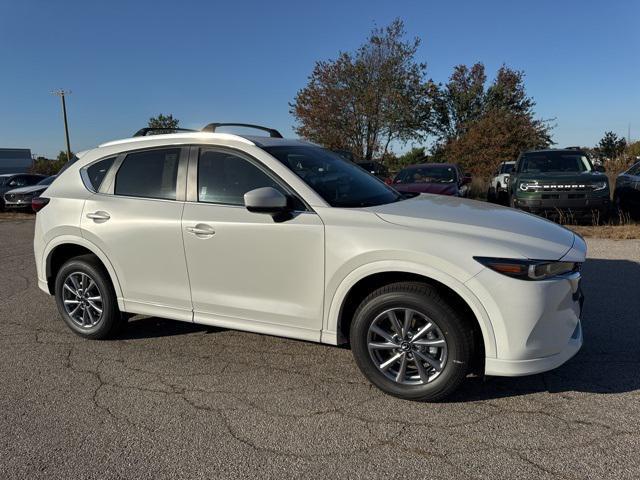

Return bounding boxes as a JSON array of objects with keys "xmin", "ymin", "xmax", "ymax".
[{"xmin": 393, "ymin": 163, "xmax": 471, "ymax": 197}]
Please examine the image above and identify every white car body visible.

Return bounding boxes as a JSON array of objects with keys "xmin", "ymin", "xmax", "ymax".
[{"xmin": 34, "ymin": 132, "xmax": 584, "ymax": 382}]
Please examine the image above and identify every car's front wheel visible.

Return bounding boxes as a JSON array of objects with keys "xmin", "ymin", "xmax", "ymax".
[
  {"xmin": 54, "ymin": 255, "xmax": 123, "ymax": 339},
  {"xmin": 350, "ymin": 282, "xmax": 473, "ymax": 401}
]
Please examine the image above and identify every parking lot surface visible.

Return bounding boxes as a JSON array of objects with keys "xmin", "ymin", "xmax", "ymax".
[{"xmin": 1, "ymin": 219, "xmax": 639, "ymax": 479}]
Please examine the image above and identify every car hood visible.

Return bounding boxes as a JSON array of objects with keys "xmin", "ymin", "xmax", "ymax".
[
  {"xmin": 367, "ymin": 194, "xmax": 577, "ymax": 260},
  {"xmin": 516, "ymin": 171, "xmax": 608, "ymax": 183},
  {"xmin": 5, "ymin": 185, "xmax": 47, "ymax": 195},
  {"xmin": 394, "ymin": 182, "xmax": 458, "ymax": 195}
]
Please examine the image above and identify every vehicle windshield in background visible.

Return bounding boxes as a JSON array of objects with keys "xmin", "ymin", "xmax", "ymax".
[
  {"xmin": 519, "ymin": 152, "xmax": 593, "ymax": 173},
  {"xmin": 37, "ymin": 176, "xmax": 55, "ymax": 186},
  {"xmin": 500, "ymin": 163, "xmax": 514, "ymax": 174},
  {"xmin": 395, "ymin": 166, "xmax": 456, "ymax": 184},
  {"xmin": 264, "ymin": 146, "xmax": 401, "ymax": 208}
]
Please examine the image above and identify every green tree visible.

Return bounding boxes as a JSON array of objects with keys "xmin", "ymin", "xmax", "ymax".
[
  {"xmin": 598, "ymin": 131, "xmax": 627, "ymax": 159},
  {"xmin": 291, "ymin": 19, "xmax": 434, "ymax": 161},
  {"xmin": 431, "ymin": 63, "xmax": 486, "ymax": 141},
  {"xmin": 148, "ymin": 113, "xmax": 180, "ymax": 131},
  {"xmin": 30, "ymin": 150, "xmax": 73, "ymax": 175},
  {"xmin": 430, "ymin": 63, "xmax": 553, "ymax": 176},
  {"xmin": 627, "ymin": 140, "xmax": 640, "ymax": 160}
]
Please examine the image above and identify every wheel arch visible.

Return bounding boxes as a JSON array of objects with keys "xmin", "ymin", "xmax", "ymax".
[
  {"xmin": 43, "ymin": 237, "xmax": 125, "ymax": 310},
  {"xmin": 324, "ymin": 262, "xmax": 497, "ymax": 359}
]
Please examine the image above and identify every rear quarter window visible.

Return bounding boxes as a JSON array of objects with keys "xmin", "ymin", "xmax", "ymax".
[{"xmin": 84, "ymin": 157, "xmax": 116, "ymax": 191}]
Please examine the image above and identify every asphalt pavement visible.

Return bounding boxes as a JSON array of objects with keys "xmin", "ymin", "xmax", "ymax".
[{"xmin": 1, "ymin": 218, "xmax": 639, "ymax": 479}]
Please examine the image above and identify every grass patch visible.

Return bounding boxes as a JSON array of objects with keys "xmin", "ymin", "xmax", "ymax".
[
  {"xmin": 0, "ymin": 211, "xmax": 34, "ymax": 221},
  {"xmin": 566, "ymin": 223, "xmax": 640, "ymax": 240}
]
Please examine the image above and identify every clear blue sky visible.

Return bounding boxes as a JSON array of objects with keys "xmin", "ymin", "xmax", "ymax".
[{"xmin": 1, "ymin": 0, "xmax": 638, "ymax": 158}]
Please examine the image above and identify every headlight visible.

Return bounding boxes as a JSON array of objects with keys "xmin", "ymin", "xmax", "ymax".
[
  {"xmin": 519, "ymin": 181, "xmax": 539, "ymax": 191},
  {"xmin": 591, "ymin": 181, "xmax": 607, "ymax": 191},
  {"xmin": 474, "ymin": 257, "xmax": 580, "ymax": 280}
]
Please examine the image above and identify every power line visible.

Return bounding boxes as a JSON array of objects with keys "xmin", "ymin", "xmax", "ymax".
[{"xmin": 51, "ymin": 89, "xmax": 73, "ymax": 162}]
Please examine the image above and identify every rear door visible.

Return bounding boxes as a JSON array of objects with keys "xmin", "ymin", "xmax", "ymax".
[{"xmin": 81, "ymin": 147, "xmax": 192, "ymax": 321}]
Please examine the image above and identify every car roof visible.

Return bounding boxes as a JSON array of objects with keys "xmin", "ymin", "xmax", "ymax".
[
  {"xmin": 98, "ymin": 132, "xmax": 312, "ymax": 150},
  {"xmin": 523, "ymin": 148, "xmax": 587, "ymax": 155}
]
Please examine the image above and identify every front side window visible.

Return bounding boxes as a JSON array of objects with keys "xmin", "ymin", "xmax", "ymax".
[
  {"xmin": 115, "ymin": 148, "xmax": 180, "ymax": 200},
  {"xmin": 198, "ymin": 149, "xmax": 303, "ymax": 209},
  {"xmin": 264, "ymin": 146, "xmax": 400, "ymax": 208},
  {"xmin": 84, "ymin": 157, "xmax": 115, "ymax": 191}
]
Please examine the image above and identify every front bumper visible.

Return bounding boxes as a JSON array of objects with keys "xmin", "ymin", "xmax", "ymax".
[
  {"xmin": 3, "ymin": 195, "xmax": 34, "ymax": 209},
  {"xmin": 513, "ymin": 194, "xmax": 609, "ymax": 218},
  {"xmin": 466, "ymin": 268, "xmax": 584, "ymax": 377}
]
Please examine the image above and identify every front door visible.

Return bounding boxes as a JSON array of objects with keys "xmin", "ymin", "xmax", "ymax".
[{"xmin": 181, "ymin": 147, "xmax": 324, "ymax": 341}]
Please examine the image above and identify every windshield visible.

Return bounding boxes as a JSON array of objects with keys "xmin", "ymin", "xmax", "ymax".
[
  {"xmin": 519, "ymin": 152, "xmax": 593, "ymax": 173},
  {"xmin": 500, "ymin": 163, "xmax": 514, "ymax": 174},
  {"xmin": 263, "ymin": 146, "xmax": 401, "ymax": 208},
  {"xmin": 37, "ymin": 176, "xmax": 55, "ymax": 186},
  {"xmin": 395, "ymin": 165, "xmax": 456, "ymax": 184}
]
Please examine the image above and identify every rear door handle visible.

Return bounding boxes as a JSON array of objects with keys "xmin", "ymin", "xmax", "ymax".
[
  {"xmin": 186, "ymin": 223, "xmax": 215, "ymax": 237},
  {"xmin": 86, "ymin": 211, "xmax": 110, "ymax": 222}
]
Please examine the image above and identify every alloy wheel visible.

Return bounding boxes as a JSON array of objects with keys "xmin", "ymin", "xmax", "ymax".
[
  {"xmin": 62, "ymin": 271, "xmax": 104, "ymax": 328},
  {"xmin": 367, "ymin": 307, "xmax": 448, "ymax": 385}
]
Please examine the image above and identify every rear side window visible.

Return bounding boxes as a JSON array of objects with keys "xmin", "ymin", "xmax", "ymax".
[
  {"xmin": 197, "ymin": 149, "xmax": 297, "ymax": 207},
  {"xmin": 115, "ymin": 148, "xmax": 180, "ymax": 200},
  {"xmin": 85, "ymin": 157, "xmax": 115, "ymax": 191}
]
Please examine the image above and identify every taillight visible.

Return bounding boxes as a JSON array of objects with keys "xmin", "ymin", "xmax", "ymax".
[{"xmin": 32, "ymin": 196, "xmax": 50, "ymax": 213}]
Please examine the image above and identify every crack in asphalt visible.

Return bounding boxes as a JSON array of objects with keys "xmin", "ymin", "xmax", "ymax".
[{"xmin": 1, "ymin": 219, "xmax": 640, "ymax": 479}]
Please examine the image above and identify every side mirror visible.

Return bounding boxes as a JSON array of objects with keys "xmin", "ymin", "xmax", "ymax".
[
  {"xmin": 595, "ymin": 165, "xmax": 606, "ymax": 173},
  {"xmin": 461, "ymin": 173, "xmax": 472, "ymax": 185},
  {"xmin": 244, "ymin": 187, "xmax": 289, "ymax": 214}
]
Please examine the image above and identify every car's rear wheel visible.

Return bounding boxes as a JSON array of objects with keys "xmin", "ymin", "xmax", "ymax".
[
  {"xmin": 54, "ymin": 255, "xmax": 123, "ymax": 339},
  {"xmin": 350, "ymin": 281, "xmax": 472, "ymax": 401}
]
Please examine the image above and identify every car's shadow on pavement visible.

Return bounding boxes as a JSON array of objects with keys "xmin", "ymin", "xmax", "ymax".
[
  {"xmin": 452, "ymin": 258, "xmax": 640, "ymax": 401},
  {"xmin": 116, "ymin": 316, "xmax": 224, "ymax": 340},
  {"xmin": 108, "ymin": 258, "xmax": 640, "ymax": 401}
]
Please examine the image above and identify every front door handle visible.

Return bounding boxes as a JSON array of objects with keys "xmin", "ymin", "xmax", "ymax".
[
  {"xmin": 86, "ymin": 211, "xmax": 110, "ymax": 222},
  {"xmin": 186, "ymin": 223, "xmax": 216, "ymax": 237}
]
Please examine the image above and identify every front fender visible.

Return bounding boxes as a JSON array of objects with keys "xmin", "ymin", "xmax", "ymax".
[{"xmin": 321, "ymin": 260, "xmax": 497, "ymax": 358}]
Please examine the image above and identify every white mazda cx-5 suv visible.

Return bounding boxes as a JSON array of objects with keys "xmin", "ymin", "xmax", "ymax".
[{"xmin": 33, "ymin": 124, "xmax": 585, "ymax": 401}]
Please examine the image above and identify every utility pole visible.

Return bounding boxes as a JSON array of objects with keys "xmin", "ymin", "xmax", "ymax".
[{"xmin": 52, "ymin": 89, "xmax": 73, "ymax": 162}]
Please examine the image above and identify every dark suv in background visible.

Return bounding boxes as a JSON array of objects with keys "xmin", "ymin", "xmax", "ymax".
[
  {"xmin": 0, "ymin": 173, "xmax": 46, "ymax": 210},
  {"xmin": 509, "ymin": 149, "xmax": 610, "ymax": 222}
]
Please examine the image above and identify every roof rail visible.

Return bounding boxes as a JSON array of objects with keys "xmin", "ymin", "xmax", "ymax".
[
  {"xmin": 132, "ymin": 127, "xmax": 197, "ymax": 137},
  {"xmin": 201, "ymin": 123, "xmax": 283, "ymax": 138}
]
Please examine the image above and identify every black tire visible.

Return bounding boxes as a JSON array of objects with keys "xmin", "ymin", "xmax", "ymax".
[
  {"xmin": 350, "ymin": 281, "xmax": 473, "ymax": 402},
  {"xmin": 54, "ymin": 254, "xmax": 123, "ymax": 340}
]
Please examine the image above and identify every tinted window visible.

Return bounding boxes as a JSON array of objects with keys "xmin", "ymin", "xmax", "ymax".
[
  {"xmin": 519, "ymin": 152, "xmax": 593, "ymax": 173},
  {"xmin": 8, "ymin": 176, "xmax": 29, "ymax": 187},
  {"xmin": 500, "ymin": 163, "xmax": 514, "ymax": 174},
  {"xmin": 198, "ymin": 149, "xmax": 302, "ymax": 208},
  {"xmin": 36, "ymin": 176, "xmax": 55, "ymax": 186},
  {"xmin": 85, "ymin": 157, "xmax": 115, "ymax": 191},
  {"xmin": 115, "ymin": 148, "xmax": 180, "ymax": 200},
  {"xmin": 264, "ymin": 146, "xmax": 400, "ymax": 208},
  {"xmin": 627, "ymin": 162, "xmax": 640, "ymax": 176},
  {"xmin": 395, "ymin": 165, "xmax": 456, "ymax": 184}
]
